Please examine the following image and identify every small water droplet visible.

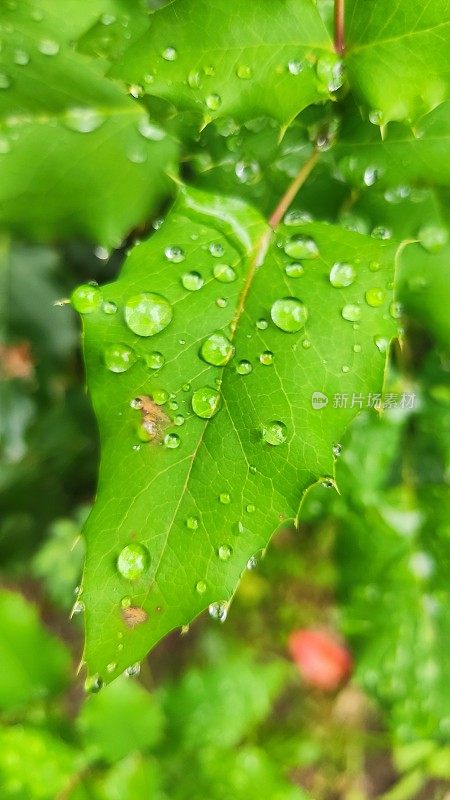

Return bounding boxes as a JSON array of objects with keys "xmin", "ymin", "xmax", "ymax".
[
  {"xmin": 271, "ymin": 297, "xmax": 308, "ymax": 332},
  {"xmin": 219, "ymin": 492, "xmax": 230, "ymax": 504},
  {"xmin": 164, "ymin": 245, "xmax": 185, "ymax": 262},
  {"xmin": 206, "ymin": 93, "xmax": 221, "ymax": 111},
  {"xmin": 418, "ymin": 224, "xmax": 448, "ymax": 253},
  {"xmin": 371, "ymin": 226, "xmax": 391, "ymax": 240},
  {"xmin": 284, "ymin": 235, "xmax": 319, "ymax": 259},
  {"xmin": 365, "ymin": 288, "xmax": 385, "ymax": 307},
  {"xmin": 101, "ymin": 300, "xmax": 117, "ymax": 315},
  {"xmin": 186, "ymin": 516, "xmax": 199, "ymax": 530},
  {"xmin": 196, "ymin": 580, "xmax": 207, "ymax": 594},
  {"xmin": 0, "ymin": 72, "xmax": 11, "ymax": 90},
  {"xmin": 316, "ymin": 53, "xmax": 344, "ymax": 92},
  {"xmin": 341, "ymin": 303, "xmax": 361, "ymax": 322},
  {"xmin": 164, "ymin": 432, "xmax": 180, "ymax": 449},
  {"xmin": 85, "ymin": 674, "xmax": 103, "ymax": 693},
  {"xmin": 181, "ymin": 271, "xmax": 204, "ymax": 291},
  {"xmin": 285, "ymin": 262, "xmax": 304, "ymax": 278},
  {"xmin": 302, "ymin": 338, "xmax": 311, "ymax": 349},
  {"xmin": 247, "ymin": 555, "xmax": 258, "ymax": 570},
  {"xmin": 353, "ymin": 343, "xmax": 362, "ymax": 353},
  {"xmin": 341, "ymin": 364, "xmax": 350, "ymax": 373},
  {"xmin": 246, "ymin": 504, "xmax": 255, "ymax": 513},
  {"xmin": 209, "ymin": 601, "xmax": 228, "ymax": 622},
  {"xmin": 125, "ymin": 292, "xmax": 172, "ymax": 336},
  {"xmin": 213, "ymin": 263, "xmax": 236, "ymax": 282},
  {"xmin": 218, "ymin": 544, "xmax": 232, "ymax": 561},
  {"xmin": 130, "ymin": 397, "xmax": 143, "ymax": 410},
  {"xmin": 256, "ymin": 318, "xmax": 268, "ymax": 330},
  {"xmin": 259, "ymin": 350, "xmax": 274, "ymax": 365},
  {"xmin": 262, "ymin": 420, "xmax": 287, "ymax": 446},
  {"xmin": 14, "ymin": 49, "xmax": 30, "ymax": 65},
  {"xmin": 288, "ymin": 60, "xmax": 304, "ymax": 75},
  {"xmin": 37, "ymin": 38, "xmax": 59, "ymax": 56},
  {"xmin": 236, "ymin": 64, "xmax": 252, "ymax": 79},
  {"xmin": 332, "ymin": 443, "xmax": 342, "ymax": 457},
  {"xmin": 192, "ymin": 386, "xmax": 222, "ymax": 418},
  {"xmin": 137, "ymin": 117, "xmax": 166, "ymax": 141},
  {"xmin": 125, "ymin": 662, "xmax": 141, "ymax": 677},
  {"xmin": 200, "ymin": 332, "xmax": 235, "ymax": 366},
  {"xmin": 389, "ymin": 301, "xmax": 403, "ymax": 319},
  {"xmin": 104, "ymin": 343, "xmax": 136, "ymax": 374},
  {"xmin": 71, "ymin": 283, "xmax": 102, "ymax": 313},
  {"xmin": 152, "ymin": 388, "xmax": 168, "ymax": 405},
  {"xmin": 374, "ymin": 335, "xmax": 389, "ymax": 353},
  {"xmin": 65, "ymin": 107, "xmax": 104, "ymax": 133},
  {"xmin": 145, "ymin": 351, "xmax": 165, "ymax": 370},
  {"xmin": 329, "ymin": 262, "xmax": 356, "ymax": 288},
  {"xmin": 188, "ymin": 69, "xmax": 201, "ymax": 88},
  {"xmin": 117, "ymin": 543, "xmax": 150, "ymax": 581},
  {"xmin": 236, "ymin": 359, "xmax": 252, "ymax": 375},
  {"xmin": 321, "ymin": 477, "xmax": 335, "ymax": 489},
  {"xmin": 235, "ymin": 160, "xmax": 261, "ymax": 185},
  {"xmin": 369, "ymin": 260, "xmax": 382, "ymax": 272},
  {"xmin": 162, "ymin": 46, "xmax": 177, "ymax": 61},
  {"xmin": 369, "ymin": 109, "xmax": 384, "ymax": 126},
  {"xmin": 216, "ymin": 297, "xmax": 228, "ymax": 308},
  {"xmin": 106, "ymin": 662, "xmax": 117, "ymax": 673},
  {"xmin": 209, "ymin": 242, "xmax": 224, "ymax": 257}
]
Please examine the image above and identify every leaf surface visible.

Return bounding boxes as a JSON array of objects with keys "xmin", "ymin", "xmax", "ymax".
[
  {"xmin": 110, "ymin": 0, "xmax": 335, "ymax": 125},
  {"xmin": 79, "ymin": 186, "xmax": 400, "ymax": 680}
]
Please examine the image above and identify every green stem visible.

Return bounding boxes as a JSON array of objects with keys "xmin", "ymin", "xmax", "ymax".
[{"xmin": 268, "ymin": 149, "xmax": 319, "ymax": 229}]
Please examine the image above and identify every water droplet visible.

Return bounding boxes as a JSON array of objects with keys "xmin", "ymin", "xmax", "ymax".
[
  {"xmin": 106, "ymin": 662, "xmax": 117, "ymax": 673},
  {"xmin": 259, "ymin": 350, "xmax": 274, "ymax": 365},
  {"xmin": 37, "ymin": 38, "xmax": 59, "ymax": 56},
  {"xmin": 14, "ymin": 49, "xmax": 30, "ymax": 65},
  {"xmin": 71, "ymin": 283, "xmax": 102, "ymax": 313},
  {"xmin": 256, "ymin": 318, "xmax": 268, "ymax": 330},
  {"xmin": 125, "ymin": 662, "xmax": 141, "ymax": 677},
  {"xmin": 65, "ymin": 107, "xmax": 104, "ymax": 133},
  {"xmin": 200, "ymin": 332, "xmax": 235, "ymax": 366},
  {"xmin": 196, "ymin": 580, "xmax": 207, "ymax": 594},
  {"xmin": 389, "ymin": 301, "xmax": 403, "ymax": 319},
  {"xmin": 162, "ymin": 46, "xmax": 177, "ymax": 61},
  {"xmin": 285, "ymin": 263, "xmax": 304, "ymax": 278},
  {"xmin": 316, "ymin": 54, "xmax": 344, "ymax": 92},
  {"xmin": 284, "ymin": 235, "xmax": 319, "ymax": 259},
  {"xmin": 271, "ymin": 297, "xmax": 308, "ymax": 332},
  {"xmin": 71, "ymin": 600, "xmax": 84, "ymax": 615},
  {"xmin": 246, "ymin": 504, "xmax": 255, "ymax": 513},
  {"xmin": 371, "ymin": 226, "xmax": 391, "ymax": 240},
  {"xmin": 247, "ymin": 555, "xmax": 258, "ymax": 570},
  {"xmin": 174, "ymin": 414, "xmax": 185, "ymax": 426},
  {"xmin": 124, "ymin": 292, "xmax": 172, "ymax": 336},
  {"xmin": 288, "ymin": 60, "xmax": 304, "ymax": 75},
  {"xmin": 164, "ymin": 245, "xmax": 185, "ymax": 262},
  {"xmin": 104, "ymin": 343, "xmax": 136, "ymax": 373},
  {"xmin": 236, "ymin": 359, "xmax": 252, "ymax": 375},
  {"xmin": 216, "ymin": 297, "xmax": 228, "ymax": 308},
  {"xmin": 192, "ymin": 386, "xmax": 222, "ymax": 418},
  {"xmin": 181, "ymin": 271, "xmax": 204, "ymax": 291},
  {"xmin": 321, "ymin": 477, "xmax": 335, "ymax": 489},
  {"xmin": 365, "ymin": 288, "xmax": 385, "ymax": 307},
  {"xmin": 333, "ymin": 443, "xmax": 342, "ymax": 457},
  {"xmin": 329, "ymin": 262, "xmax": 356, "ymax": 288},
  {"xmin": 218, "ymin": 544, "xmax": 232, "ymax": 560},
  {"xmin": 369, "ymin": 109, "xmax": 384, "ymax": 126},
  {"xmin": 206, "ymin": 93, "xmax": 221, "ymax": 111},
  {"xmin": 187, "ymin": 69, "xmax": 201, "ymax": 88},
  {"xmin": 302, "ymin": 338, "xmax": 311, "ymax": 349},
  {"xmin": 284, "ymin": 209, "xmax": 312, "ymax": 226},
  {"xmin": 369, "ymin": 260, "xmax": 382, "ymax": 272},
  {"xmin": 186, "ymin": 516, "xmax": 199, "ymax": 530},
  {"xmin": 353, "ymin": 343, "xmax": 362, "ymax": 353},
  {"xmin": 101, "ymin": 300, "xmax": 117, "ymax": 315},
  {"xmin": 144, "ymin": 351, "xmax": 164, "ymax": 370},
  {"xmin": 121, "ymin": 596, "xmax": 132, "ymax": 608},
  {"xmin": 341, "ymin": 364, "xmax": 350, "ymax": 373},
  {"xmin": 0, "ymin": 72, "xmax": 11, "ymax": 90},
  {"xmin": 219, "ymin": 492, "xmax": 230, "ymax": 504},
  {"xmin": 85, "ymin": 674, "xmax": 103, "ymax": 693},
  {"xmin": 164, "ymin": 432, "xmax": 180, "ymax": 449},
  {"xmin": 236, "ymin": 64, "xmax": 252, "ymax": 79},
  {"xmin": 117, "ymin": 542, "xmax": 150, "ymax": 581},
  {"xmin": 137, "ymin": 117, "xmax": 166, "ymax": 141},
  {"xmin": 152, "ymin": 388, "xmax": 168, "ymax": 405},
  {"xmin": 235, "ymin": 160, "xmax": 261, "ymax": 185},
  {"xmin": 209, "ymin": 601, "xmax": 228, "ymax": 622},
  {"xmin": 213, "ymin": 263, "xmax": 236, "ymax": 282},
  {"xmin": 341, "ymin": 303, "xmax": 361, "ymax": 322},
  {"xmin": 262, "ymin": 420, "xmax": 287, "ymax": 446},
  {"xmin": 208, "ymin": 242, "xmax": 224, "ymax": 258},
  {"xmin": 0, "ymin": 136, "xmax": 11, "ymax": 154},
  {"xmin": 374, "ymin": 335, "xmax": 389, "ymax": 353},
  {"xmin": 418, "ymin": 224, "xmax": 448, "ymax": 253}
]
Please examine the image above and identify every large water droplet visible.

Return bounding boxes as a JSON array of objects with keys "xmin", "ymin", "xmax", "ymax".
[
  {"xmin": 71, "ymin": 283, "xmax": 102, "ymax": 313},
  {"xmin": 164, "ymin": 245, "xmax": 185, "ymax": 263},
  {"xmin": 418, "ymin": 224, "xmax": 448, "ymax": 253},
  {"xmin": 329, "ymin": 262, "xmax": 356, "ymax": 288},
  {"xmin": 262, "ymin": 420, "xmax": 287, "ymax": 446},
  {"xmin": 117, "ymin": 543, "xmax": 150, "ymax": 581},
  {"xmin": 104, "ymin": 343, "xmax": 136, "ymax": 373},
  {"xmin": 271, "ymin": 297, "xmax": 308, "ymax": 332},
  {"xmin": 218, "ymin": 544, "xmax": 232, "ymax": 561},
  {"xmin": 124, "ymin": 292, "xmax": 172, "ymax": 336},
  {"xmin": 65, "ymin": 107, "xmax": 104, "ymax": 133},
  {"xmin": 341, "ymin": 303, "xmax": 361, "ymax": 322},
  {"xmin": 365, "ymin": 288, "xmax": 385, "ymax": 307},
  {"xmin": 201, "ymin": 332, "xmax": 235, "ymax": 366},
  {"xmin": 191, "ymin": 387, "xmax": 222, "ymax": 418},
  {"xmin": 284, "ymin": 235, "xmax": 319, "ymax": 259},
  {"xmin": 181, "ymin": 271, "xmax": 204, "ymax": 291},
  {"xmin": 213, "ymin": 263, "xmax": 236, "ymax": 282}
]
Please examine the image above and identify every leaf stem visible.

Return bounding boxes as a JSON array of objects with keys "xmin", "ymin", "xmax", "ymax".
[
  {"xmin": 268, "ymin": 149, "xmax": 319, "ymax": 229},
  {"xmin": 334, "ymin": 0, "xmax": 345, "ymax": 54}
]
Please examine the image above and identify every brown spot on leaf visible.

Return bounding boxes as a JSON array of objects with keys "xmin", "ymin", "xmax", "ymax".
[{"xmin": 121, "ymin": 606, "xmax": 148, "ymax": 628}]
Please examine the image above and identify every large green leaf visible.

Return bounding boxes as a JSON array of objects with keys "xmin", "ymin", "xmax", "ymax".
[
  {"xmin": 0, "ymin": 589, "xmax": 70, "ymax": 712},
  {"xmin": 110, "ymin": 0, "xmax": 336, "ymax": 126},
  {"xmin": 0, "ymin": 1, "xmax": 178, "ymax": 246},
  {"xmin": 345, "ymin": 0, "xmax": 450, "ymax": 123},
  {"xmin": 77, "ymin": 185, "xmax": 400, "ymax": 680}
]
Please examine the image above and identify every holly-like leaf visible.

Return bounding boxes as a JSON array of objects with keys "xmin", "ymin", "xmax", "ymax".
[
  {"xmin": 345, "ymin": 0, "xmax": 450, "ymax": 123},
  {"xmin": 76, "ymin": 185, "xmax": 400, "ymax": 680},
  {"xmin": 0, "ymin": 1, "xmax": 178, "ymax": 246},
  {"xmin": 110, "ymin": 0, "xmax": 337, "ymax": 126}
]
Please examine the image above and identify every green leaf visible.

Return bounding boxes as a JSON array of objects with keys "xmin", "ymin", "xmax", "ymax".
[
  {"xmin": 0, "ymin": 589, "xmax": 70, "ymax": 711},
  {"xmin": 77, "ymin": 675, "xmax": 164, "ymax": 763},
  {"xmin": 398, "ymin": 243, "xmax": 450, "ymax": 349},
  {"xmin": 0, "ymin": 726, "xmax": 81, "ymax": 800},
  {"xmin": 345, "ymin": 0, "xmax": 450, "ymax": 123},
  {"xmin": 32, "ymin": 513, "xmax": 86, "ymax": 611},
  {"xmin": 78, "ymin": 185, "xmax": 400, "ymax": 679},
  {"xmin": 98, "ymin": 754, "xmax": 162, "ymax": 800},
  {"xmin": 33, "ymin": 0, "xmax": 147, "ymax": 46},
  {"xmin": 110, "ymin": 0, "xmax": 335, "ymax": 126},
  {"xmin": 0, "ymin": 2, "xmax": 178, "ymax": 246}
]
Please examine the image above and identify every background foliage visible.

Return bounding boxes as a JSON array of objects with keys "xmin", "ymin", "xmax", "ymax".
[{"xmin": 1, "ymin": 0, "xmax": 449, "ymax": 797}]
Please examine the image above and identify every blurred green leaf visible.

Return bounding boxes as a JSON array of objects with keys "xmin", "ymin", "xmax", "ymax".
[
  {"xmin": 32, "ymin": 512, "xmax": 86, "ymax": 611},
  {"xmin": 0, "ymin": 589, "xmax": 70, "ymax": 712},
  {"xmin": 97, "ymin": 753, "xmax": 163, "ymax": 800}
]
